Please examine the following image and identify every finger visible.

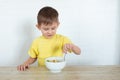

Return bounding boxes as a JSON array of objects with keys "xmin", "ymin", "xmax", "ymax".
[
  {"xmin": 25, "ymin": 64, "xmax": 29, "ymax": 69},
  {"xmin": 19, "ymin": 65, "xmax": 22, "ymax": 71},
  {"xmin": 24, "ymin": 66, "xmax": 26, "ymax": 71},
  {"xmin": 66, "ymin": 44, "xmax": 70, "ymax": 49},
  {"xmin": 21, "ymin": 65, "xmax": 25, "ymax": 71},
  {"xmin": 63, "ymin": 48, "xmax": 67, "ymax": 53},
  {"xmin": 65, "ymin": 44, "xmax": 71, "ymax": 51},
  {"xmin": 20, "ymin": 65, "xmax": 24, "ymax": 71},
  {"xmin": 67, "ymin": 44, "xmax": 73, "ymax": 51},
  {"xmin": 69, "ymin": 44, "xmax": 73, "ymax": 50},
  {"xmin": 17, "ymin": 66, "xmax": 20, "ymax": 71}
]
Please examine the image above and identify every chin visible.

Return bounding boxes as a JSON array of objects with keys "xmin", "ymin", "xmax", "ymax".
[{"xmin": 46, "ymin": 36, "xmax": 53, "ymax": 39}]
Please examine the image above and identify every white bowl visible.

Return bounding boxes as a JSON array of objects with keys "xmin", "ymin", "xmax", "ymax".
[{"xmin": 45, "ymin": 57, "xmax": 66, "ymax": 73}]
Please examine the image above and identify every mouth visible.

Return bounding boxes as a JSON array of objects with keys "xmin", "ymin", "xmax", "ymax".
[
  {"xmin": 47, "ymin": 35, "xmax": 52, "ymax": 37},
  {"xmin": 46, "ymin": 35, "xmax": 53, "ymax": 38}
]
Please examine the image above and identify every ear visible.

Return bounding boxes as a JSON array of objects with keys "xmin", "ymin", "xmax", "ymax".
[{"xmin": 36, "ymin": 24, "xmax": 41, "ymax": 30}]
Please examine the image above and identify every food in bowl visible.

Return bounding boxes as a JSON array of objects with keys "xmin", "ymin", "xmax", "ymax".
[
  {"xmin": 45, "ymin": 57, "xmax": 66, "ymax": 73},
  {"xmin": 46, "ymin": 59, "xmax": 62, "ymax": 62}
]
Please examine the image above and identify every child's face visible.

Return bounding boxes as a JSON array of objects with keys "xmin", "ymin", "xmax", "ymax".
[{"xmin": 37, "ymin": 22, "xmax": 59, "ymax": 39}]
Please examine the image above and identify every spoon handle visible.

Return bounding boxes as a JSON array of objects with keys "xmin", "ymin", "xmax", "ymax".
[{"xmin": 64, "ymin": 53, "xmax": 66, "ymax": 61}]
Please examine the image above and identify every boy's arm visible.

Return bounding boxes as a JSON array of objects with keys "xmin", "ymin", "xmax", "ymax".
[
  {"xmin": 17, "ymin": 57, "xmax": 37, "ymax": 71},
  {"xmin": 63, "ymin": 43, "xmax": 81, "ymax": 55},
  {"xmin": 71, "ymin": 44, "xmax": 81, "ymax": 55},
  {"xmin": 23, "ymin": 57, "xmax": 37, "ymax": 65}
]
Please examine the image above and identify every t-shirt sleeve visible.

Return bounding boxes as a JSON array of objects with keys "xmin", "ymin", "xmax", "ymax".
[
  {"xmin": 28, "ymin": 39, "xmax": 38, "ymax": 58},
  {"xmin": 63, "ymin": 36, "xmax": 72, "ymax": 45}
]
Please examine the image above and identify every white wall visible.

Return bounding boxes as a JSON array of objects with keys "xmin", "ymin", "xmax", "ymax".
[
  {"xmin": 118, "ymin": 0, "xmax": 120, "ymax": 64},
  {"xmin": 0, "ymin": 0, "xmax": 119, "ymax": 66}
]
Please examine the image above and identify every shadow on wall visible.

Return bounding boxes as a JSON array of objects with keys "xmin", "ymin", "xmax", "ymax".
[{"xmin": 14, "ymin": 20, "xmax": 36, "ymax": 65}]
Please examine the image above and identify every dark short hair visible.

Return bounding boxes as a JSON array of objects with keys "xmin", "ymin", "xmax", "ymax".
[{"xmin": 37, "ymin": 6, "xmax": 59, "ymax": 25}]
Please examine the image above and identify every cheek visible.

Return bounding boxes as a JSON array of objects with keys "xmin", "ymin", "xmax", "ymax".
[
  {"xmin": 54, "ymin": 30, "xmax": 57, "ymax": 33},
  {"xmin": 41, "ymin": 30, "xmax": 46, "ymax": 34},
  {"xmin": 43, "ymin": 31, "xmax": 47, "ymax": 34}
]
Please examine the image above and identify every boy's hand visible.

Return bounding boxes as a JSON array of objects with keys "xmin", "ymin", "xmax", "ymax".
[
  {"xmin": 63, "ymin": 43, "xmax": 73, "ymax": 53},
  {"xmin": 17, "ymin": 64, "xmax": 29, "ymax": 71},
  {"xmin": 17, "ymin": 57, "xmax": 37, "ymax": 71},
  {"xmin": 63, "ymin": 43, "xmax": 81, "ymax": 55}
]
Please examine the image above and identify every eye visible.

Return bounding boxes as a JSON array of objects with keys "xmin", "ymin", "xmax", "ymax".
[
  {"xmin": 43, "ymin": 28, "xmax": 49, "ymax": 31},
  {"xmin": 52, "ymin": 28, "xmax": 55, "ymax": 30}
]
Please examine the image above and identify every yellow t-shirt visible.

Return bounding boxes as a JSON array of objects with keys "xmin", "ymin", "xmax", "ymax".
[{"xmin": 28, "ymin": 34, "xmax": 72, "ymax": 66}]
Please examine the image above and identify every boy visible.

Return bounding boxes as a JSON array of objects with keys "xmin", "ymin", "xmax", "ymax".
[{"xmin": 17, "ymin": 6, "xmax": 81, "ymax": 71}]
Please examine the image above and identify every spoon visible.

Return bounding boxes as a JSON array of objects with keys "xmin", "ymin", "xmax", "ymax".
[{"xmin": 64, "ymin": 53, "xmax": 66, "ymax": 61}]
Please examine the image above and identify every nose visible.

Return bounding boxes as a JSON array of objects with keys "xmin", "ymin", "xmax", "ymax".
[{"xmin": 47, "ymin": 30, "xmax": 52, "ymax": 34}]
